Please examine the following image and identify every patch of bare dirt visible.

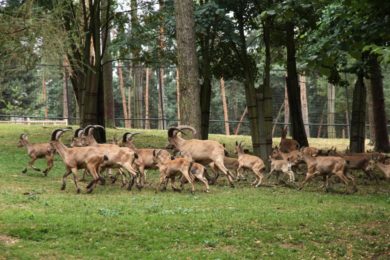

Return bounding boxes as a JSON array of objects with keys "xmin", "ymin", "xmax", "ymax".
[{"xmin": 0, "ymin": 235, "xmax": 19, "ymax": 245}]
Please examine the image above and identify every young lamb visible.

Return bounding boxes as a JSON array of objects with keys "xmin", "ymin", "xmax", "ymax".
[
  {"xmin": 153, "ymin": 149, "xmax": 195, "ymax": 193},
  {"xmin": 17, "ymin": 133, "xmax": 55, "ymax": 176},
  {"xmin": 234, "ymin": 141, "xmax": 266, "ymax": 187}
]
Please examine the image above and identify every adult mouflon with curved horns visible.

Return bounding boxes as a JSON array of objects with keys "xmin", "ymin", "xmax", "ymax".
[{"xmin": 166, "ymin": 125, "xmax": 235, "ymax": 187}]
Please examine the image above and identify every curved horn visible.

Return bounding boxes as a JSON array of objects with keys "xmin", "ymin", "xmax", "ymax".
[
  {"xmin": 83, "ymin": 125, "xmax": 96, "ymax": 136},
  {"xmin": 176, "ymin": 125, "xmax": 197, "ymax": 135},
  {"xmin": 51, "ymin": 128, "xmax": 71, "ymax": 141},
  {"xmin": 122, "ymin": 132, "xmax": 132, "ymax": 143},
  {"xmin": 20, "ymin": 133, "xmax": 27, "ymax": 140},
  {"xmin": 74, "ymin": 128, "xmax": 84, "ymax": 138},
  {"xmin": 93, "ymin": 125, "xmax": 105, "ymax": 130},
  {"xmin": 168, "ymin": 127, "xmax": 179, "ymax": 137}
]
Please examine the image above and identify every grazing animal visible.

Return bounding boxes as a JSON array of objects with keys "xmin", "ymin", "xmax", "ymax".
[
  {"xmin": 234, "ymin": 141, "xmax": 266, "ymax": 187},
  {"xmin": 17, "ymin": 133, "xmax": 55, "ymax": 176}
]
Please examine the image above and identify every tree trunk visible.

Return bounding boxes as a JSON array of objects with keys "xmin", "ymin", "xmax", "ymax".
[
  {"xmin": 234, "ymin": 107, "xmax": 247, "ymax": 135},
  {"xmin": 174, "ymin": 0, "xmax": 201, "ymax": 137},
  {"xmin": 157, "ymin": 68, "xmax": 165, "ymax": 129},
  {"xmin": 327, "ymin": 83, "xmax": 336, "ymax": 138},
  {"xmin": 144, "ymin": 68, "xmax": 150, "ymax": 129},
  {"xmin": 42, "ymin": 75, "xmax": 48, "ymax": 119},
  {"xmin": 220, "ymin": 78, "xmax": 230, "ymax": 135},
  {"xmin": 285, "ymin": 22, "xmax": 308, "ymax": 147},
  {"xmin": 131, "ymin": 0, "xmax": 143, "ymax": 129},
  {"xmin": 365, "ymin": 78, "xmax": 375, "ymax": 144},
  {"xmin": 158, "ymin": 0, "xmax": 166, "ymax": 129},
  {"xmin": 127, "ymin": 65, "xmax": 132, "ymax": 128},
  {"xmin": 62, "ymin": 65, "xmax": 69, "ymax": 121},
  {"xmin": 176, "ymin": 68, "xmax": 180, "ymax": 125},
  {"xmin": 272, "ymin": 103, "xmax": 284, "ymax": 137},
  {"xmin": 350, "ymin": 71, "xmax": 366, "ymax": 153},
  {"xmin": 368, "ymin": 54, "xmax": 390, "ymax": 152},
  {"xmin": 284, "ymin": 82, "xmax": 289, "ymax": 129},
  {"xmin": 102, "ymin": 0, "xmax": 114, "ymax": 127},
  {"xmin": 118, "ymin": 63, "xmax": 130, "ymax": 128},
  {"xmin": 300, "ymin": 74, "xmax": 310, "ymax": 137}
]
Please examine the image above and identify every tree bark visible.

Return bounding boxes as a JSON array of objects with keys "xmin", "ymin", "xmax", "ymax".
[
  {"xmin": 101, "ymin": 0, "xmax": 115, "ymax": 127},
  {"xmin": 350, "ymin": 71, "xmax": 366, "ymax": 153},
  {"xmin": 327, "ymin": 83, "xmax": 336, "ymax": 138},
  {"xmin": 300, "ymin": 74, "xmax": 310, "ymax": 137},
  {"xmin": 157, "ymin": 68, "xmax": 165, "ymax": 129},
  {"xmin": 234, "ymin": 107, "xmax": 248, "ymax": 135},
  {"xmin": 174, "ymin": 0, "xmax": 201, "ymax": 137},
  {"xmin": 220, "ymin": 78, "xmax": 230, "ymax": 135},
  {"xmin": 144, "ymin": 68, "xmax": 150, "ymax": 129},
  {"xmin": 285, "ymin": 22, "xmax": 309, "ymax": 147},
  {"xmin": 368, "ymin": 54, "xmax": 390, "ymax": 152},
  {"xmin": 284, "ymin": 82, "xmax": 289, "ymax": 129},
  {"xmin": 62, "ymin": 65, "xmax": 69, "ymax": 121},
  {"xmin": 131, "ymin": 0, "xmax": 143, "ymax": 129},
  {"xmin": 365, "ymin": 78, "xmax": 375, "ymax": 144},
  {"xmin": 42, "ymin": 75, "xmax": 48, "ymax": 119},
  {"xmin": 118, "ymin": 63, "xmax": 130, "ymax": 128},
  {"xmin": 176, "ymin": 68, "xmax": 180, "ymax": 125}
]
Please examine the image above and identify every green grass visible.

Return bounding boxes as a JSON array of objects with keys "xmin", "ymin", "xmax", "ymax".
[{"xmin": 0, "ymin": 124, "xmax": 389, "ymax": 259}]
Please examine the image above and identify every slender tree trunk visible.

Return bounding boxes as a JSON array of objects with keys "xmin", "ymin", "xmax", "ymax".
[
  {"xmin": 144, "ymin": 68, "xmax": 150, "ymax": 129},
  {"xmin": 118, "ymin": 64, "xmax": 130, "ymax": 128},
  {"xmin": 174, "ymin": 0, "xmax": 201, "ymax": 137},
  {"xmin": 63, "ymin": 65, "xmax": 69, "ymax": 121},
  {"xmin": 272, "ymin": 103, "xmax": 284, "ymax": 137},
  {"xmin": 368, "ymin": 54, "xmax": 390, "ymax": 152},
  {"xmin": 42, "ymin": 75, "xmax": 48, "ymax": 119},
  {"xmin": 157, "ymin": 68, "xmax": 165, "ymax": 129},
  {"xmin": 235, "ymin": 107, "xmax": 248, "ymax": 135},
  {"xmin": 300, "ymin": 74, "xmax": 310, "ymax": 137},
  {"xmin": 285, "ymin": 22, "xmax": 308, "ymax": 147},
  {"xmin": 220, "ymin": 78, "xmax": 230, "ymax": 135},
  {"xmin": 350, "ymin": 71, "xmax": 366, "ymax": 153},
  {"xmin": 365, "ymin": 79, "xmax": 375, "ymax": 144},
  {"xmin": 176, "ymin": 68, "xmax": 180, "ymax": 125},
  {"xmin": 284, "ymin": 82, "xmax": 289, "ymax": 128},
  {"xmin": 327, "ymin": 83, "xmax": 336, "ymax": 138},
  {"xmin": 127, "ymin": 65, "xmax": 132, "ymax": 128},
  {"xmin": 158, "ymin": 0, "xmax": 166, "ymax": 130},
  {"xmin": 317, "ymin": 104, "xmax": 325, "ymax": 138}
]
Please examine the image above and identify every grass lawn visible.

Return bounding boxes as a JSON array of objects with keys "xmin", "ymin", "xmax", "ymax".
[{"xmin": 0, "ymin": 124, "xmax": 389, "ymax": 259}]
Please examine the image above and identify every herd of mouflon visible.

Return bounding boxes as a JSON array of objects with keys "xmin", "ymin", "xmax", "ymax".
[{"xmin": 17, "ymin": 125, "xmax": 390, "ymax": 194}]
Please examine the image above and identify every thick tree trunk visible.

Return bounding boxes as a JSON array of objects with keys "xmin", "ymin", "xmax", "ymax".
[
  {"xmin": 102, "ymin": 0, "xmax": 114, "ymax": 127},
  {"xmin": 257, "ymin": 17, "xmax": 273, "ymax": 159},
  {"xmin": 285, "ymin": 22, "xmax": 308, "ymax": 147},
  {"xmin": 144, "ymin": 68, "xmax": 150, "ymax": 129},
  {"xmin": 350, "ymin": 72, "xmax": 366, "ymax": 153},
  {"xmin": 200, "ymin": 59, "xmax": 212, "ymax": 140},
  {"xmin": 174, "ymin": 0, "xmax": 201, "ymax": 137},
  {"xmin": 220, "ymin": 78, "xmax": 230, "ymax": 135},
  {"xmin": 327, "ymin": 83, "xmax": 336, "ymax": 138},
  {"xmin": 131, "ymin": 0, "xmax": 143, "ymax": 129},
  {"xmin": 118, "ymin": 64, "xmax": 130, "ymax": 128},
  {"xmin": 368, "ymin": 54, "xmax": 390, "ymax": 152}
]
